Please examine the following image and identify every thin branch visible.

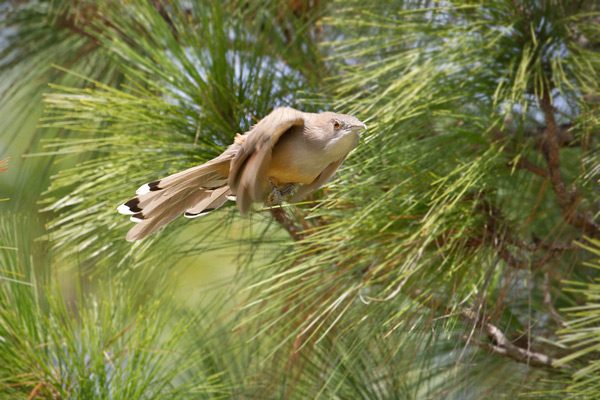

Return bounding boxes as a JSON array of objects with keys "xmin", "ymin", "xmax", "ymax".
[
  {"xmin": 526, "ymin": 123, "xmax": 577, "ymax": 150},
  {"xmin": 540, "ymin": 88, "xmax": 599, "ymax": 237},
  {"xmin": 496, "ymin": 123, "xmax": 574, "ymax": 181},
  {"xmin": 269, "ymin": 206, "xmax": 305, "ymax": 241},
  {"xmin": 543, "ymin": 270, "xmax": 569, "ymax": 328},
  {"xmin": 509, "ymin": 158, "xmax": 550, "ymax": 179},
  {"xmin": 460, "ymin": 308, "xmax": 565, "ymax": 369},
  {"xmin": 476, "ymin": 197, "xmax": 578, "ymax": 269}
]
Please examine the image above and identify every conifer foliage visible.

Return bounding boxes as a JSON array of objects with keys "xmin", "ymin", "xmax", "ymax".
[{"xmin": 1, "ymin": 0, "xmax": 599, "ymax": 398}]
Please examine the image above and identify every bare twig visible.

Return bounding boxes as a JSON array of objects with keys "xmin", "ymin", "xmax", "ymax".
[{"xmin": 460, "ymin": 308, "xmax": 565, "ymax": 369}]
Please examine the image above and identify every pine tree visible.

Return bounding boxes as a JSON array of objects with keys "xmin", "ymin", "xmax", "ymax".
[{"xmin": 1, "ymin": 0, "xmax": 599, "ymax": 398}]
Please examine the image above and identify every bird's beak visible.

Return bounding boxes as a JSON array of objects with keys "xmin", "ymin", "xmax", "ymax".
[{"xmin": 352, "ymin": 122, "xmax": 367, "ymax": 133}]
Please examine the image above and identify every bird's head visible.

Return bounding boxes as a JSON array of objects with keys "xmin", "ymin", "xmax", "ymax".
[
  {"xmin": 307, "ymin": 112, "xmax": 367, "ymax": 157},
  {"xmin": 312, "ymin": 112, "xmax": 367, "ymax": 141},
  {"xmin": 325, "ymin": 112, "xmax": 367, "ymax": 137}
]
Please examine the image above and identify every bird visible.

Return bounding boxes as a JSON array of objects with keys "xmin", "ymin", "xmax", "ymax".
[{"xmin": 117, "ymin": 107, "xmax": 367, "ymax": 241}]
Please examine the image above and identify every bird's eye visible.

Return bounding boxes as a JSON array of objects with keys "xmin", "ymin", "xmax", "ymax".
[{"xmin": 333, "ymin": 120, "xmax": 341, "ymax": 130}]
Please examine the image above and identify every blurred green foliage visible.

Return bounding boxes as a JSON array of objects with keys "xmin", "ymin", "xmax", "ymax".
[{"xmin": 1, "ymin": 0, "xmax": 599, "ymax": 398}]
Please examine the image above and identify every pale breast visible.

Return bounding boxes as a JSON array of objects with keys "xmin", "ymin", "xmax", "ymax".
[{"xmin": 267, "ymin": 127, "xmax": 333, "ymax": 185}]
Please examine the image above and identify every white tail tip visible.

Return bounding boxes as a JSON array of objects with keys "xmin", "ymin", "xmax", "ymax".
[
  {"xmin": 184, "ymin": 210, "xmax": 212, "ymax": 219},
  {"xmin": 118, "ymin": 204, "xmax": 135, "ymax": 215},
  {"xmin": 136, "ymin": 184, "xmax": 150, "ymax": 195}
]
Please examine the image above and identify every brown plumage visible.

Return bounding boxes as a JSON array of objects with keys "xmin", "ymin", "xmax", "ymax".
[{"xmin": 118, "ymin": 107, "xmax": 366, "ymax": 241}]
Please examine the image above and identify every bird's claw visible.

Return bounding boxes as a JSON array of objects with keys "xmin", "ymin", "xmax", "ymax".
[{"xmin": 267, "ymin": 178, "xmax": 296, "ymax": 207}]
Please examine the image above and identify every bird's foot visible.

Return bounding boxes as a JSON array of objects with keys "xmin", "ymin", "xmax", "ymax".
[
  {"xmin": 279, "ymin": 183, "xmax": 296, "ymax": 198},
  {"xmin": 267, "ymin": 179, "xmax": 296, "ymax": 207},
  {"xmin": 267, "ymin": 189, "xmax": 282, "ymax": 206}
]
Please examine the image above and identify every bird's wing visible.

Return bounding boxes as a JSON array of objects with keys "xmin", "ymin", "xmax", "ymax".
[
  {"xmin": 290, "ymin": 156, "xmax": 347, "ymax": 203},
  {"xmin": 229, "ymin": 107, "xmax": 306, "ymax": 214}
]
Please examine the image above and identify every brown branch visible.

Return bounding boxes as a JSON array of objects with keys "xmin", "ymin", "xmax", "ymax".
[
  {"xmin": 509, "ymin": 158, "xmax": 550, "ymax": 179},
  {"xmin": 530, "ymin": 123, "xmax": 576, "ymax": 149},
  {"xmin": 269, "ymin": 206, "xmax": 305, "ymax": 241},
  {"xmin": 496, "ymin": 123, "xmax": 575, "ymax": 182},
  {"xmin": 470, "ymin": 197, "xmax": 575, "ymax": 270},
  {"xmin": 460, "ymin": 308, "xmax": 565, "ymax": 369},
  {"xmin": 494, "ymin": 129, "xmax": 549, "ymax": 180},
  {"xmin": 540, "ymin": 88, "xmax": 599, "ymax": 237}
]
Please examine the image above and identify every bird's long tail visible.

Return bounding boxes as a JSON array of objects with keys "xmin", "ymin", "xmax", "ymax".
[{"xmin": 118, "ymin": 159, "xmax": 232, "ymax": 241}]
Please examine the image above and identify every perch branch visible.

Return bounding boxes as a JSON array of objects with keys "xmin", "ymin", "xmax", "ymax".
[{"xmin": 269, "ymin": 206, "xmax": 305, "ymax": 241}]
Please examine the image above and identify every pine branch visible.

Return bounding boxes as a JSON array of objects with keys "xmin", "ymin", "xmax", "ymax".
[
  {"xmin": 477, "ymin": 197, "xmax": 574, "ymax": 270},
  {"xmin": 543, "ymin": 270, "xmax": 569, "ymax": 328},
  {"xmin": 269, "ymin": 206, "xmax": 305, "ymax": 241},
  {"xmin": 530, "ymin": 123, "xmax": 577, "ymax": 149},
  {"xmin": 509, "ymin": 158, "xmax": 550, "ymax": 179},
  {"xmin": 460, "ymin": 308, "xmax": 565, "ymax": 369},
  {"xmin": 540, "ymin": 87, "xmax": 599, "ymax": 237}
]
